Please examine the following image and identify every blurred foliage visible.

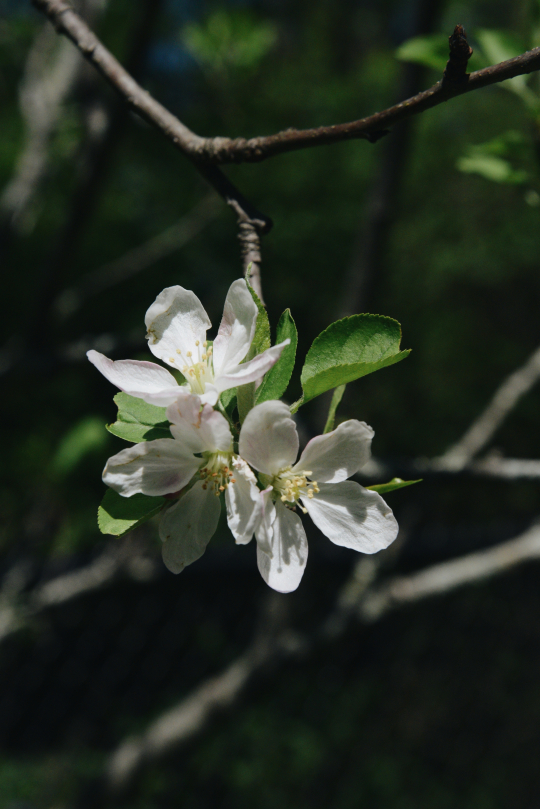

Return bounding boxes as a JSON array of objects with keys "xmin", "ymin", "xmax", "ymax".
[{"xmin": 2, "ymin": 0, "xmax": 540, "ymax": 804}]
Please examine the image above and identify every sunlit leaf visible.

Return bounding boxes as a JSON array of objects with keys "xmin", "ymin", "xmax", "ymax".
[
  {"xmin": 107, "ymin": 392, "xmax": 170, "ymax": 443},
  {"xmin": 367, "ymin": 478, "xmax": 422, "ymax": 494},
  {"xmin": 293, "ymin": 315, "xmax": 410, "ymax": 411}
]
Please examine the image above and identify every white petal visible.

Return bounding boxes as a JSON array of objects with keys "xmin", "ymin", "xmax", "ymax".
[
  {"xmin": 294, "ymin": 420, "xmax": 374, "ymax": 483},
  {"xmin": 198, "ymin": 385, "xmax": 220, "ymax": 406},
  {"xmin": 87, "ymin": 350, "xmax": 179, "ymax": 395},
  {"xmin": 212, "ymin": 279, "xmax": 258, "ymax": 376},
  {"xmin": 132, "ymin": 387, "xmax": 190, "ymax": 407},
  {"xmin": 214, "ymin": 340, "xmax": 290, "ymax": 393},
  {"xmin": 256, "ymin": 500, "xmax": 308, "ymax": 593},
  {"xmin": 144, "ymin": 286, "xmax": 211, "ymax": 369},
  {"xmin": 103, "ymin": 439, "xmax": 200, "ymax": 497},
  {"xmin": 239, "ymin": 400, "xmax": 299, "ymax": 476},
  {"xmin": 225, "ymin": 457, "xmax": 263, "ymax": 545},
  {"xmin": 302, "ymin": 482, "xmax": 398, "ymax": 554},
  {"xmin": 160, "ymin": 481, "xmax": 221, "ymax": 573},
  {"xmin": 167, "ymin": 399, "xmax": 232, "ymax": 454}
]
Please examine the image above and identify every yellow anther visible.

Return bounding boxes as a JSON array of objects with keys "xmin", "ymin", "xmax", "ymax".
[
  {"xmin": 176, "ymin": 349, "xmax": 182, "ymax": 355},
  {"xmin": 203, "ymin": 341, "xmax": 208, "ymax": 347},
  {"xmin": 186, "ymin": 351, "xmax": 192, "ymax": 358},
  {"xmin": 219, "ymin": 485, "xmax": 225, "ymax": 492},
  {"xmin": 231, "ymin": 478, "xmax": 236, "ymax": 483},
  {"xmin": 169, "ymin": 357, "xmax": 175, "ymax": 363},
  {"xmin": 195, "ymin": 340, "xmax": 200, "ymax": 346},
  {"xmin": 202, "ymin": 353, "xmax": 207, "ymax": 360}
]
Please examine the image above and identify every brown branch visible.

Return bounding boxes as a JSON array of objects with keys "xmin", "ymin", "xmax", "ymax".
[
  {"xmin": 31, "ymin": 0, "xmax": 271, "ymax": 236},
  {"xmin": 31, "ymin": 1, "xmax": 540, "ymax": 169}
]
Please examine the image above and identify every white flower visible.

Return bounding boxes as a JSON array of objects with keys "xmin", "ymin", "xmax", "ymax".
[
  {"xmin": 238, "ymin": 401, "xmax": 399, "ymax": 593},
  {"xmin": 102, "ymin": 389, "xmax": 262, "ymax": 573},
  {"xmin": 87, "ymin": 279, "xmax": 289, "ymax": 406}
]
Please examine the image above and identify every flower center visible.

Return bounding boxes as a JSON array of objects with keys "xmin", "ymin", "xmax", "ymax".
[
  {"xmin": 269, "ymin": 467, "xmax": 319, "ymax": 512},
  {"xmin": 168, "ymin": 340, "xmax": 214, "ymax": 395},
  {"xmin": 199, "ymin": 451, "xmax": 236, "ymax": 496}
]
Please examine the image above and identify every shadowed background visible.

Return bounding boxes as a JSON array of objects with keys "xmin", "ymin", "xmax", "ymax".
[{"xmin": 1, "ymin": 0, "xmax": 540, "ymax": 806}]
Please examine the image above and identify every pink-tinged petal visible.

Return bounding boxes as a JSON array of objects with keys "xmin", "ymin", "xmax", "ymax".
[
  {"xmin": 103, "ymin": 439, "xmax": 200, "ymax": 497},
  {"xmin": 214, "ymin": 340, "xmax": 290, "ymax": 393},
  {"xmin": 225, "ymin": 457, "xmax": 263, "ymax": 545},
  {"xmin": 144, "ymin": 286, "xmax": 211, "ymax": 369},
  {"xmin": 160, "ymin": 481, "xmax": 221, "ymax": 574},
  {"xmin": 168, "ymin": 400, "xmax": 232, "ymax": 454},
  {"xmin": 302, "ymin": 482, "xmax": 398, "ymax": 554},
  {"xmin": 239, "ymin": 400, "xmax": 299, "ymax": 476},
  {"xmin": 87, "ymin": 350, "xmax": 179, "ymax": 394},
  {"xmin": 212, "ymin": 279, "xmax": 258, "ymax": 376},
  {"xmin": 294, "ymin": 420, "xmax": 374, "ymax": 483},
  {"xmin": 256, "ymin": 500, "xmax": 308, "ymax": 593}
]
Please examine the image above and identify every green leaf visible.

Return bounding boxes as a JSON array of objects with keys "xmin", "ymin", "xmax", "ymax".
[
  {"xmin": 51, "ymin": 416, "xmax": 108, "ymax": 477},
  {"xmin": 367, "ymin": 478, "xmax": 422, "ymax": 495},
  {"xmin": 297, "ymin": 315, "xmax": 410, "ymax": 408},
  {"xmin": 246, "ymin": 282, "xmax": 271, "ymax": 356},
  {"xmin": 237, "ymin": 281, "xmax": 271, "ymax": 422},
  {"xmin": 98, "ymin": 488, "xmax": 165, "ymax": 536},
  {"xmin": 475, "ymin": 30, "xmax": 538, "ymax": 108},
  {"xmin": 456, "ymin": 132, "xmax": 530, "ymax": 185},
  {"xmin": 457, "ymin": 154, "xmax": 528, "ymax": 184},
  {"xmin": 255, "ymin": 309, "xmax": 298, "ymax": 404},
  {"xmin": 323, "ymin": 384, "xmax": 346, "ymax": 434},
  {"xmin": 395, "ymin": 34, "xmax": 449, "ymax": 71},
  {"xmin": 107, "ymin": 392, "xmax": 170, "ymax": 443},
  {"xmin": 220, "ymin": 387, "xmax": 238, "ymax": 420}
]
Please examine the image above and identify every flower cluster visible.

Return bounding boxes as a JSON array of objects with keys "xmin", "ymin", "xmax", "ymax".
[{"xmin": 89, "ymin": 279, "xmax": 399, "ymax": 592}]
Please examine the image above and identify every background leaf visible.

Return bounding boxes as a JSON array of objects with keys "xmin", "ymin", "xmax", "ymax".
[
  {"xmin": 107, "ymin": 392, "xmax": 170, "ymax": 443},
  {"xmin": 299, "ymin": 315, "xmax": 410, "ymax": 406},
  {"xmin": 255, "ymin": 308, "xmax": 298, "ymax": 404},
  {"xmin": 98, "ymin": 489, "xmax": 165, "ymax": 536}
]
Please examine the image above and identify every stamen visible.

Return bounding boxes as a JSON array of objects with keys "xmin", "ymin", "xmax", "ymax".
[
  {"xmin": 195, "ymin": 340, "xmax": 200, "ymax": 346},
  {"xmin": 186, "ymin": 351, "xmax": 192, "ymax": 358}
]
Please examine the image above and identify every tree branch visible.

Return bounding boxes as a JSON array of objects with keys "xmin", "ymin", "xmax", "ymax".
[
  {"xmin": 31, "ymin": 2, "xmax": 540, "ymax": 169},
  {"xmin": 435, "ymin": 343, "xmax": 540, "ymax": 471},
  {"xmin": 31, "ymin": 0, "xmax": 272, "ymax": 236}
]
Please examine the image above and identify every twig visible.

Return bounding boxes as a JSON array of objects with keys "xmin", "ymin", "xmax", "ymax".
[
  {"xmin": 96, "ymin": 515, "xmax": 540, "ymax": 798},
  {"xmin": 32, "ymin": 2, "xmax": 540, "ymax": 166},
  {"xmin": 361, "ymin": 520, "xmax": 540, "ymax": 620},
  {"xmin": 0, "ymin": 0, "xmax": 105, "ymax": 232},
  {"xmin": 435, "ymin": 344, "xmax": 540, "ymax": 470},
  {"xmin": 31, "ymin": 0, "xmax": 271, "ymax": 234},
  {"xmin": 442, "ymin": 24, "xmax": 474, "ymax": 86},
  {"xmin": 0, "ymin": 541, "xmax": 158, "ymax": 643}
]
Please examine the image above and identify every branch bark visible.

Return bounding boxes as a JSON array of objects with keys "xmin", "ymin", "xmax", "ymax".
[{"xmin": 31, "ymin": 1, "xmax": 540, "ymax": 167}]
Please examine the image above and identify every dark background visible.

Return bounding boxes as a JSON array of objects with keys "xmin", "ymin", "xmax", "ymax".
[{"xmin": 1, "ymin": 0, "xmax": 540, "ymax": 805}]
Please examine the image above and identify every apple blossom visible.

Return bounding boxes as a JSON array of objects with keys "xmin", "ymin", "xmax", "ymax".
[
  {"xmin": 87, "ymin": 279, "xmax": 289, "ymax": 406},
  {"xmin": 238, "ymin": 401, "xmax": 399, "ymax": 593},
  {"xmin": 102, "ymin": 389, "xmax": 262, "ymax": 574}
]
